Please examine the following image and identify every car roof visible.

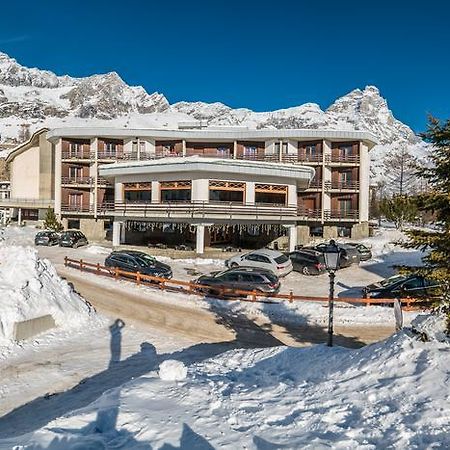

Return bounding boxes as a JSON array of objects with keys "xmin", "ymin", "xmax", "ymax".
[
  {"xmin": 225, "ymin": 266, "xmax": 276, "ymax": 275},
  {"xmin": 111, "ymin": 250, "xmax": 152, "ymax": 257},
  {"xmin": 248, "ymin": 248, "xmax": 284, "ymax": 257},
  {"xmin": 292, "ymin": 248, "xmax": 322, "ymax": 256}
]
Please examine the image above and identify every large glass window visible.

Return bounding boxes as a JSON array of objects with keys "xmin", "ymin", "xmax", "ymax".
[
  {"xmin": 160, "ymin": 181, "xmax": 191, "ymax": 203},
  {"xmin": 255, "ymin": 184, "xmax": 287, "ymax": 205},
  {"xmin": 209, "ymin": 180, "xmax": 245, "ymax": 203},
  {"xmin": 123, "ymin": 182, "xmax": 152, "ymax": 203}
]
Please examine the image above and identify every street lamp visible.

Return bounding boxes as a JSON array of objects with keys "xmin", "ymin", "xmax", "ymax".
[{"xmin": 322, "ymin": 239, "xmax": 340, "ymax": 347}]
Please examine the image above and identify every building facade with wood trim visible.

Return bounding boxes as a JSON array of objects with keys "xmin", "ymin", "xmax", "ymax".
[{"xmin": 4, "ymin": 126, "xmax": 377, "ymax": 252}]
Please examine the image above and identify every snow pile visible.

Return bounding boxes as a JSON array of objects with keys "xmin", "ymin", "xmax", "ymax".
[
  {"xmin": 0, "ymin": 245, "xmax": 94, "ymax": 347},
  {"xmin": 158, "ymin": 359, "xmax": 188, "ymax": 381},
  {"xmin": 84, "ymin": 245, "xmax": 111, "ymax": 255},
  {"xmin": 411, "ymin": 313, "xmax": 449, "ymax": 343},
  {"xmin": 8, "ymin": 321, "xmax": 449, "ymax": 449}
]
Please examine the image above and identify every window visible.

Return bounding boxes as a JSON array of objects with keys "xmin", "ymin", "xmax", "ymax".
[
  {"xmin": 244, "ymin": 146, "xmax": 257, "ymax": 158},
  {"xmin": 338, "ymin": 199, "xmax": 352, "ymax": 213},
  {"xmin": 69, "ymin": 143, "xmax": 82, "ymax": 157},
  {"xmin": 104, "ymin": 142, "xmax": 117, "ymax": 156},
  {"xmin": 245, "ymin": 254, "xmax": 270, "ymax": 264},
  {"xmin": 209, "ymin": 180, "xmax": 245, "ymax": 204},
  {"xmin": 222, "ymin": 273, "xmax": 240, "ymax": 282},
  {"xmin": 282, "ymin": 142, "xmax": 288, "ymax": 154},
  {"xmin": 255, "ymin": 184, "xmax": 287, "ymax": 205},
  {"xmin": 339, "ymin": 171, "xmax": 352, "ymax": 183},
  {"xmin": 69, "ymin": 166, "xmax": 83, "ymax": 180},
  {"xmin": 68, "ymin": 193, "xmax": 82, "ymax": 207},
  {"xmin": 305, "ymin": 144, "xmax": 318, "ymax": 160},
  {"xmin": 339, "ymin": 145, "xmax": 353, "ymax": 157},
  {"xmin": 274, "ymin": 254, "xmax": 289, "ymax": 264},
  {"xmin": 125, "ymin": 190, "xmax": 151, "ymax": 202},
  {"xmin": 402, "ymin": 277, "xmax": 424, "ymax": 291},
  {"xmin": 217, "ymin": 146, "xmax": 230, "ymax": 157},
  {"xmin": 160, "ymin": 181, "xmax": 191, "ymax": 203}
]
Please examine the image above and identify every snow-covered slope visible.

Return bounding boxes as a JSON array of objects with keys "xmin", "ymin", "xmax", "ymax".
[
  {"xmin": 0, "ymin": 51, "xmax": 429, "ymax": 183},
  {"xmin": 4, "ymin": 319, "xmax": 448, "ymax": 449}
]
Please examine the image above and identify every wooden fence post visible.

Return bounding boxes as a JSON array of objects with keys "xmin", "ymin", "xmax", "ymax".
[
  {"xmin": 64, "ymin": 256, "xmax": 68, "ymax": 267},
  {"xmin": 252, "ymin": 290, "xmax": 257, "ymax": 302},
  {"xmin": 115, "ymin": 267, "xmax": 119, "ymax": 279},
  {"xmin": 136, "ymin": 272, "xmax": 141, "ymax": 285},
  {"xmin": 289, "ymin": 290, "xmax": 294, "ymax": 303},
  {"xmin": 96, "ymin": 263, "xmax": 100, "ymax": 275},
  {"xmin": 80, "ymin": 259, "xmax": 83, "ymax": 271}
]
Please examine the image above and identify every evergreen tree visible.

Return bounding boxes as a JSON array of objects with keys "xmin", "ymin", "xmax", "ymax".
[
  {"xmin": 404, "ymin": 117, "xmax": 450, "ymax": 331},
  {"xmin": 43, "ymin": 207, "xmax": 63, "ymax": 232},
  {"xmin": 379, "ymin": 194, "xmax": 418, "ymax": 230}
]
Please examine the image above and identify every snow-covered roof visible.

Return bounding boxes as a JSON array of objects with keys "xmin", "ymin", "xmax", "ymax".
[{"xmin": 46, "ymin": 127, "xmax": 378, "ymax": 147}]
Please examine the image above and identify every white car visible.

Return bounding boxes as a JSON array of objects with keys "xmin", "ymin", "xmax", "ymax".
[{"xmin": 225, "ymin": 248, "xmax": 293, "ymax": 277}]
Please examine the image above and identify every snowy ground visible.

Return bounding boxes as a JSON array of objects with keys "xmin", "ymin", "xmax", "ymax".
[{"xmin": 0, "ymin": 225, "xmax": 448, "ymax": 449}]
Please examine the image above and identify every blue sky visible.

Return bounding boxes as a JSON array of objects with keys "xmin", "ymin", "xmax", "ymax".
[{"xmin": 1, "ymin": 0, "xmax": 449, "ymax": 131}]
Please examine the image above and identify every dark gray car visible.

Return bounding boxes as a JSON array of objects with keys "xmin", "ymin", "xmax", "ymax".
[
  {"xmin": 59, "ymin": 230, "xmax": 89, "ymax": 248},
  {"xmin": 195, "ymin": 267, "xmax": 280, "ymax": 296},
  {"xmin": 35, "ymin": 230, "xmax": 59, "ymax": 246},
  {"xmin": 314, "ymin": 242, "xmax": 360, "ymax": 268}
]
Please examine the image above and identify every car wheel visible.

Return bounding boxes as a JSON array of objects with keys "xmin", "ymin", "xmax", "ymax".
[{"xmin": 302, "ymin": 266, "xmax": 311, "ymax": 276}]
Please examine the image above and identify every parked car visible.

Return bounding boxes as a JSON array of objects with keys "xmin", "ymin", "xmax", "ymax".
[
  {"xmin": 195, "ymin": 267, "xmax": 280, "ymax": 296},
  {"xmin": 362, "ymin": 274, "xmax": 441, "ymax": 299},
  {"xmin": 35, "ymin": 230, "xmax": 59, "ymax": 246},
  {"xmin": 345, "ymin": 242, "xmax": 372, "ymax": 261},
  {"xmin": 225, "ymin": 248, "xmax": 293, "ymax": 277},
  {"xmin": 105, "ymin": 250, "xmax": 172, "ymax": 279},
  {"xmin": 313, "ymin": 242, "xmax": 360, "ymax": 268},
  {"xmin": 287, "ymin": 249, "xmax": 326, "ymax": 275},
  {"xmin": 59, "ymin": 230, "xmax": 88, "ymax": 248}
]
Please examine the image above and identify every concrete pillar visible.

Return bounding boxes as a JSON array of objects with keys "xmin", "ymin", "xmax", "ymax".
[
  {"xmin": 151, "ymin": 181, "xmax": 160, "ymax": 203},
  {"xmin": 296, "ymin": 225, "xmax": 310, "ymax": 246},
  {"xmin": 245, "ymin": 181, "xmax": 255, "ymax": 205},
  {"xmin": 54, "ymin": 138, "xmax": 62, "ymax": 218},
  {"xmin": 279, "ymin": 140, "xmax": 283, "ymax": 162},
  {"xmin": 182, "ymin": 139, "xmax": 187, "ymax": 157},
  {"xmin": 91, "ymin": 138, "xmax": 99, "ymax": 218},
  {"xmin": 288, "ymin": 225, "xmax": 297, "ymax": 252},
  {"xmin": 351, "ymin": 222, "xmax": 369, "ymax": 239},
  {"xmin": 323, "ymin": 225, "xmax": 338, "ymax": 240},
  {"xmin": 233, "ymin": 141, "xmax": 237, "ymax": 159},
  {"xmin": 287, "ymin": 184, "xmax": 297, "ymax": 207},
  {"xmin": 196, "ymin": 224, "xmax": 205, "ymax": 254},
  {"xmin": 17, "ymin": 207, "xmax": 22, "ymax": 226},
  {"xmin": 112, "ymin": 221, "xmax": 122, "ymax": 247},
  {"xmin": 359, "ymin": 142, "xmax": 370, "ymax": 223},
  {"xmin": 191, "ymin": 179, "xmax": 209, "ymax": 203},
  {"xmin": 115, "ymin": 181, "xmax": 124, "ymax": 203}
]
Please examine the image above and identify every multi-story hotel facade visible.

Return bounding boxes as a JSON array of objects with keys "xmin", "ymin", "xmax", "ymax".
[{"xmin": 1, "ymin": 125, "xmax": 377, "ymax": 253}]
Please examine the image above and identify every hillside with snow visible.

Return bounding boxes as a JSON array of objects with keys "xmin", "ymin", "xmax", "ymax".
[{"xmin": 0, "ymin": 51, "xmax": 430, "ymax": 183}]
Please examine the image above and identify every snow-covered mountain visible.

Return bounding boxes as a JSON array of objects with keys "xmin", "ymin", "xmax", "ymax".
[{"xmin": 0, "ymin": 51, "xmax": 429, "ymax": 185}]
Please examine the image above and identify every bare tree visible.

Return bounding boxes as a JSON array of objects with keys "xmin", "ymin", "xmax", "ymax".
[{"xmin": 383, "ymin": 145, "xmax": 419, "ymax": 195}]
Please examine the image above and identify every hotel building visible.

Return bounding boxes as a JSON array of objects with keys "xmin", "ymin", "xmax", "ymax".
[{"xmin": 1, "ymin": 125, "xmax": 377, "ymax": 253}]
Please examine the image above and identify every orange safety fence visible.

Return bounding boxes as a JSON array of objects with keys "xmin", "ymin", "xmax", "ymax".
[{"xmin": 63, "ymin": 256, "xmax": 433, "ymax": 310}]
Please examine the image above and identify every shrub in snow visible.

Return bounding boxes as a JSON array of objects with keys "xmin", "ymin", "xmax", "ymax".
[
  {"xmin": 0, "ymin": 245, "xmax": 94, "ymax": 346},
  {"xmin": 158, "ymin": 359, "xmax": 187, "ymax": 381}
]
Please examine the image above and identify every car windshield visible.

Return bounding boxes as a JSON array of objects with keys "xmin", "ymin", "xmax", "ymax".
[
  {"xmin": 136, "ymin": 254, "xmax": 156, "ymax": 266},
  {"xmin": 274, "ymin": 254, "xmax": 289, "ymax": 264},
  {"xmin": 380, "ymin": 275, "xmax": 406, "ymax": 287},
  {"xmin": 265, "ymin": 273, "xmax": 279, "ymax": 283}
]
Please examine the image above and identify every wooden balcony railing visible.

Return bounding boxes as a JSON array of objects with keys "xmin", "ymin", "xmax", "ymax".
[
  {"xmin": 62, "ymin": 151, "xmax": 91, "ymax": 160},
  {"xmin": 325, "ymin": 180, "xmax": 360, "ymax": 190},
  {"xmin": 324, "ymin": 209, "xmax": 359, "ymax": 220},
  {"xmin": 61, "ymin": 176, "xmax": 92, "ymax": 185},
  {"xmin": 297, "ymin": 208, "xmax": 322, "ymax": 219},
  {"xmin": 329, "ymin": 154, "xmax": 360, "ymax": 163}
]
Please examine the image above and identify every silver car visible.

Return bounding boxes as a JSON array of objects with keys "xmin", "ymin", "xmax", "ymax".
[{"xmin": 225, "ymin": 248, "xmax": 293, "ymax": 277}]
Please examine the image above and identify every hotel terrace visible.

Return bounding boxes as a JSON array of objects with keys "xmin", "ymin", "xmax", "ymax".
[{"xmin": 1, "ymin": 125, "xmax": 377, "ymax": 253}]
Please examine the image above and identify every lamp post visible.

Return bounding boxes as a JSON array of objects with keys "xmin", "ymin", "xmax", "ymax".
[{"xmin": 322, "ymin": 239, "xmax": 340, "ymax": 347}]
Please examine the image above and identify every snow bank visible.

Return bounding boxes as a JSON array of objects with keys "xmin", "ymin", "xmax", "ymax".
[
  {"xmin": 10, "ymin": 323, "xmax": 449, "ymax": 449},
  {"xmin": 0, "ymin": 245, "xmax": 94, "ymax": 347},
  {"xmin": 411, "ymin": 312, "xmax": 449, "ymax": 343},
  {"xmin": 158, "ymin": 360, "xmax": 187, "ymax": 381}
]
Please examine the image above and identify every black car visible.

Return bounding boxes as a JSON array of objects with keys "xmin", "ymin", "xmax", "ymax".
[
  {"xmin": 287, "ymin": 249, "xmax": 326, "ymax": 275},
  {"xmin": 195, "ymin": 267, "xmax": 280, "ymax": 296},
  {"xmin": 59, "ymin": 230, "xmax": 89, "ymax": 248},
  {"xmin": 313, "ymin": 243, "xmax": 360, "ymax": 268},
  {"xmin": 363, "ymin": 274, "xmax": 441, "ymax": 299},
  {"xmin": 105, "ymin": 251, "xmax": 172, "ymax": 279},
  {"xmin": 35, "ymin": 230, "xmax": 59, "ymax": 246},
  {"xmin": 345, "ymin": 243, "xmax": 372, "ymax": 261}
]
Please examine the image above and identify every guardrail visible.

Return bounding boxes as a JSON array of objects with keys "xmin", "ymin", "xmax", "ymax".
[{"xmin": 63, "ymin": 256, "xmax": 432, "ymax": 310}]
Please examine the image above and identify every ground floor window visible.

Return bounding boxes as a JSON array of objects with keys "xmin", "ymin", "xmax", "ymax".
[
  {"xmin": 68, "ymin": 219, "xmax": 80, "ymax": 229},
  {"xmin": 255, "ymin": 184, "xmax": 287, "ymax": 205},
  {"xmin": 209, "ymin": 180, "xmax": 245, "ymax": 203},
  {"xmin": 160, "ymin": 181, "xmax": 191, "ymax": 203}
]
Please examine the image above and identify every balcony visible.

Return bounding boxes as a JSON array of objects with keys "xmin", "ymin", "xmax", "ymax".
[
  {"xmin": 97, "ymin": 177, "xmax": 113, "ymax": 186},
  {"xmin": 307, "ymin": 179, "xmax": 322, "ymax": 190},
  {"xmin": 0, "ymin": 198, "xmax": 54, "ymax": 209},
  {"xmin": 325, "ymin": 180, "xmax": 360, "ymax": 191},
  {"xmin": 97, "ymin": 200, "xmax": 298, "ymax": 221},
  {"xmin": 328, "ymin": 154, "xmax": 360, "ymax": 164},
  {"xmin": 61, "ymin": 176, "xmax": 92, "ymax": 186},
  {"xmin": 61, "ymin": 204, "xmax": 94, "ymax": 214},
  {"xmin": 297, "ymin": 208, "xmax": 322, "ymax": 220},
  {"xmin": 297, "ymin": 153, "xmax": 323, "ymax": 163},
  {"xmin": 62, "ymin": 151, "xmax": 91, "ymax": 161},
  {"xmin": 324, "ymin": 209, "xmax": 359, "ymax": 221}
]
